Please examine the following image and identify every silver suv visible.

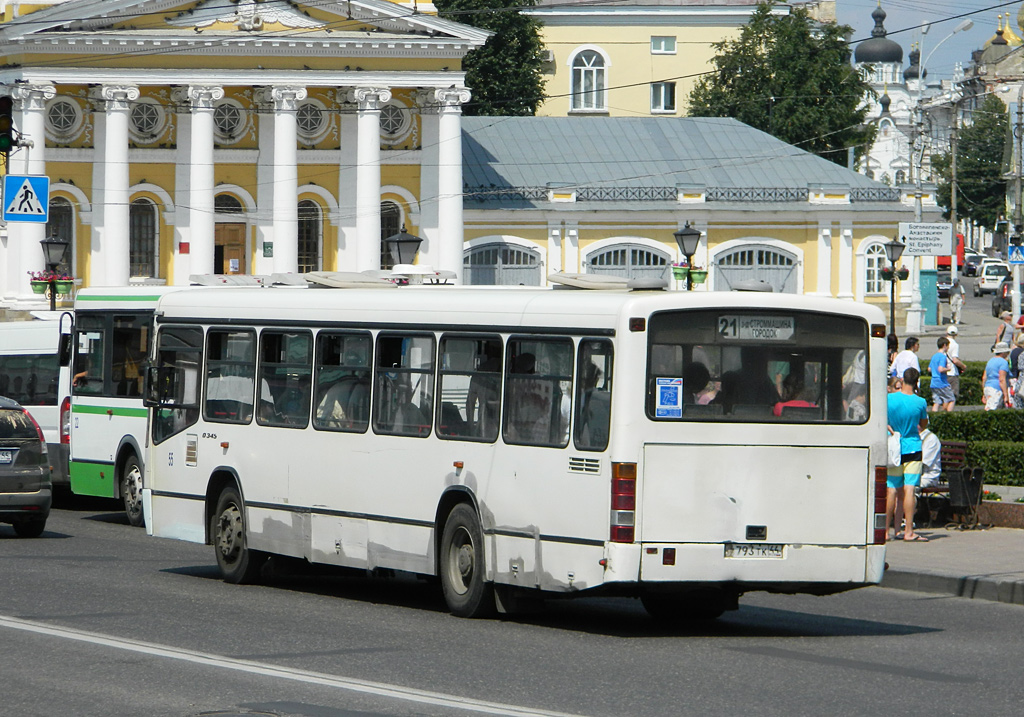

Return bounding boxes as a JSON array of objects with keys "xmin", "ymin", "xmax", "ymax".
[{"xmin": 0, "ymin": 396, "xmax": 51, "ymax": 538}]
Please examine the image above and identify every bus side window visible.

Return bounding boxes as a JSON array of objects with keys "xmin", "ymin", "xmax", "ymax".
[
  {"xmin": 438, "ymin": 335, "xmax": 502, "ymax": 442},
  {"xmin": 503, "ymin": 338, "xmax": 573, "ymax": 448},
  {"xmin": 205, "ymin": 329, "xmax": 256, "ymax": 424},
  {"xmin": 257, "ymin": 331, "xmax": 313, "ymax": 429},
  {"xmin": 111, "ymin": 314, "xmax": 149, "ymax": 397},
  {"xmin": 313, "ymin": 332, "xmax": 371, "ymax": 433},
  {"xmin": 575, "ymin": 340, "xmax": 613, "ymax": 451},
  {"xmin": 73, "ymin": 317, "xmax": 107, "ymax": 395},
  {"xmin": 373, "ymin": 334, "xmax": 435, "ymax": 437},
  {"xmin": 152, "ymin": 326, "xmax": 203, "ymax": 445}
]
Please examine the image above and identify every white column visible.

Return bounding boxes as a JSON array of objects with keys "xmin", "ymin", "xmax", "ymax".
[
  {"xmin": 436, "ymin": 87, "xmax": 471, "ymax": 282},
  {"xmin": 548, "ymin": 223, "xmax": 563, "ymax": 274},
  {"xmin": 565, "ymin": 223, "xmax": 580, "ymax": 277},
  {"xmin": 335, "ymin": 94, "xmax": 359, "ymax": 271},
  {"xmin": 416, "ymin": 90, "xmax": 440, "ymax": 269},
  {"xmin": 270, "ymin": 86, "xmax": 304, "ymax": 274},
  {"xmin": 2, "ymin": 84, "xmax": 55, "ymax": 304},
  {"xmin": 349, "ymin": 87, "xmax": 390, "ymax": 272},
  {"xmin": 815, "ymin": 226, "xmax": 832, "ymax": 297},
  {"xmin": 172, "ymin": 94, "xmax": 192, "ymax": 285},
  {"xmin": 187, "ymin": 85, "xmax": 223, "ymax": 277},
  {"xmin": 254, "ymin": 91, "xmax": 275, "ymax": 275},
  {"xmin": 838, "ymin": 227, "xmax": 854, "ymax": 300},
  {"xmin": 100, "ymin": 84, "xmax": 138, "ymax": 286}
]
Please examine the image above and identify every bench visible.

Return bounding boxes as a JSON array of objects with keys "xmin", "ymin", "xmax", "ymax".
[{"xmin": 918, "ymin": 440, "xmax": 984, "ymax": 528}]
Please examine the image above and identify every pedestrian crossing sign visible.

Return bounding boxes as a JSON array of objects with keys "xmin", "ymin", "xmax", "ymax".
[
  {"xmin": 2, "ymin": 175, "xmax": 49, "ymax": 223},
  {"xmin": 1010, "ymin": 245, "xmax": 1024, "ymax": 265}
]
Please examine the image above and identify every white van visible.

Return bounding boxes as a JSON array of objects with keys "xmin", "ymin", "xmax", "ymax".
[{"xmin": 0, "ymin": 316, "xmax": 72, "ymax": 485}]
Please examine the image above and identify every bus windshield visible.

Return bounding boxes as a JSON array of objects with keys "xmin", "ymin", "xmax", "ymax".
[{"xmin": 646, "ymin": 309, "xmax": 868, "ymax": 423}]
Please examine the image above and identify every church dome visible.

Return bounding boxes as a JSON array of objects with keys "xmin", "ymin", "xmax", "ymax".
[
  {"xmin": 855, "ymin": 6, "xmax": 904, "ymax": 64},
  {"xmin": 903, "ymin": 45, "xmax": 927, "ymax": 80}
]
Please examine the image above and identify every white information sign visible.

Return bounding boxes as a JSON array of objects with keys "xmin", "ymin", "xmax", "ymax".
[
  {"xmin": 718, "ymin": 315, "xmax": 794, "ymax": 341},
  {"xmin": 655, "ymin": 377, "xmax": 683, "ymax": 418},
  {"xmin": 898, "ymin": 222, "xmax": 954, "ymax": 256}
]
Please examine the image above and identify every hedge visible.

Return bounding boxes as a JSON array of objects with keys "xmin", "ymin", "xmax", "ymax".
[
  {"xmin": 925, "ymin": 412, "xmax": 1024, "ymax": 487},
  {"xmin": 964, "ymin": 442, "xmax": 1024, "ymax": 487},
  {"xmin": 918, "ymin": 360, "xmax": 986, "ymax": 407}
]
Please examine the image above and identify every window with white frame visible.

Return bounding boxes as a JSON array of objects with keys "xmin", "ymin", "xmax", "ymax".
[
  {"xmin": 865, "ymin": 243, "xmax": 887, "ymax": 295},
  {"xmin": 651, "ymin": 82, "xmax": 676, "ymax": 113},
  {"xmin": 571, "ymin": 50, "xmax": 606, "ymax": 112},
  {"xmin": 129, "ymin": 199, "xmax": 158, "ymax": 278},
  {"xmin": 213, "ymin": 100, "xmax": 246, "ymax": 143},
  {"xmin": 46, "ymin": 98, "xmax": 83, "ymax": 139},
  {"xmin": 297, "ymin": 200, "xmax": 321, "ymax": 274},
  {"xmin": 296, "ymin": 101, "xmax": 326, "ymax": 140},
  {"xmin": 651, "ymin": 36, "xmax": 676, "ymax": 54}
]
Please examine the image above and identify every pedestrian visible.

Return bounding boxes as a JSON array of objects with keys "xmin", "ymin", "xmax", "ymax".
[
  {"xmin": 927, "ymin": 337, "xmax": 955, "ymax": 412},
  {"xmin": 1013, "ymin": 334, "xmax": 1024, "ymax": 409},
  {"xmin": 949, "ymin": 279, "xmax": 965, "ymax": 325},
  {"xmin": 886, "ymin": 333, "xmax": 899, "ymax": 372},
  {"xmin": 983, "ymin": 342, "xmax": 1012, "ymax": 410},
  {"xmin": 945, "ymin": 325, "xmax": 967, "ymax": 402},
  {"xmin": 886, "ymin": 367, "xmax": 929, "ymax": 541},
  {"xmin": 995, "ymin": 310, "xmax": 1016, "ymax": 348},
  {"xmin": 890, "ymin": 336, "xmax": 920, "ymax": 379}
]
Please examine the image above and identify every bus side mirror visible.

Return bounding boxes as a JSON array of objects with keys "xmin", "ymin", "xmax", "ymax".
[
  {"xmin": 58, "ymin": 333, "xmax": 73, "ymax": 367},
  {"xmin": 144, "ymin": 365, "xmax": 199, "ymax": 409}
]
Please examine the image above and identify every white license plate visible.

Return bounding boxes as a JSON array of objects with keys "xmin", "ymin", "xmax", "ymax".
[
  {"xmin": 724, "ymin": 543, "xmax": 784, "ymax": 559},
  {"xmin": 0, "ymin": 450, "xmax": 13, "ymax": 464}
]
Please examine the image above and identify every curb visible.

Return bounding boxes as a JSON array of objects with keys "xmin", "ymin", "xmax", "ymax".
[{"xmin": 881, "ymin": 569, "xmax": 1024, "ymax": 606}]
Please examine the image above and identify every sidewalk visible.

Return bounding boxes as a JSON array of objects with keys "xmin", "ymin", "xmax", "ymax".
[{"xmin": 880, "ymin": 526, "xmax": 1024, "ymax": 606}]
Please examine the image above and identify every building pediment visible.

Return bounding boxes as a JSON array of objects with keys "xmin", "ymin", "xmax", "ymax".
[{"xmin": 0, "ymin": 0, "xmax": 490, "ymax": 46}]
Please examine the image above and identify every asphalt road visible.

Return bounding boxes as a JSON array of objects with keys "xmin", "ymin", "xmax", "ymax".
[{"xmin": 2, "ymin": 500, "xmax": 1023, "ymax": 717}]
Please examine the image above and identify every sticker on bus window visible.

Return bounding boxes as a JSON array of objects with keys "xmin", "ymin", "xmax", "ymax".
[
  {"xmin": 719, "ymin": 315, "xmax": 794, "ymax": 341},
  {"xmin": 655, "ymin": 377, "xmax": 683, "ymax": 418}
]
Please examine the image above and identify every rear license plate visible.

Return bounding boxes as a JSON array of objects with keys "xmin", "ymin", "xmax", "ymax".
[
  {"xmin": 724, "ymin": 543, "xmax": 784, "ymax": 559},
  {"xmin": 0, "ymin": 450, "xmax": 13, "ymax": 464}
]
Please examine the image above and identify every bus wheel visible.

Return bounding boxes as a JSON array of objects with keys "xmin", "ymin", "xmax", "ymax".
[
  {"xmin": 641, "ymin": 591, "xmax": 728, "ymax": 622},
  {"xmin": 440, "ymin": 504, "xmax": 495, "ymax": 618},
  {"xmin": 121, "ymin": 454, "xmax": 145, "ymax": 528},
  {"xmin": 212, "ymin": 485, "xmax": 266, "ymax": 584}
]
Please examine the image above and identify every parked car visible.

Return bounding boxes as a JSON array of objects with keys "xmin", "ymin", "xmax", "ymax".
[
  {"xmin": 962, "ymin": 251, "xmax": 986, "ymax": 277},
  {"xmin": 936, "ymin": 270, "xmax": 952, "ymax": 299},
  {"xmin": 992, "ymin": 275, "xmax": 1024, "ymax": 316},
  {"xmin": 0, "ymin": 396, "xmax": 51, "ymax": 538},
  {"xmin": 974, "ymin": 262, "xmax": 1010, "ymax": 296}
]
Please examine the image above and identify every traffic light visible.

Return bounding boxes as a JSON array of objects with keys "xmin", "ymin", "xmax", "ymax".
[{"xmin": 0, "ymin": 95, "xmax": 15, "ymax": 158}]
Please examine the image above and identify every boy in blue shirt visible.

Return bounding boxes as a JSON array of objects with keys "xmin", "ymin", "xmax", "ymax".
[
  {"xmin": 928, "ymin": 337, "xmax": 954, "ymax": 412},
  {"xmin": 887, "ymin": 368, "xmax": 929, "ymax": 541}
]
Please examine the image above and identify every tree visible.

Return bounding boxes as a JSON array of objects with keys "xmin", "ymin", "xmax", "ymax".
[
  {"xmin": 687, "ymin": 1, "xmax": 874, "ymax": 166},
  {"xmin": 434, "ymin": 0, "xmax": 546, "ymax": 116},
  {"xmin": 933, "ymin": 94, "xmax": 1009, "ymax": 231}
]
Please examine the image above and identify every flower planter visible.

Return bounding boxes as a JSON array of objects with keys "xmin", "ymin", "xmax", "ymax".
[
  {"xmin": 30, "ymin": 281, "xmax": 48, "ymax": 295},
  {"xmin": 55, "ymin": 281, "xmax": 74, "ymax": 295},
  {"xmin": 671, "ymin": 266, "xmax": 688, "ymax": 281},
  {"xmin": 690, "ymin": 269, "xmax": 708, "ymax": 285}
]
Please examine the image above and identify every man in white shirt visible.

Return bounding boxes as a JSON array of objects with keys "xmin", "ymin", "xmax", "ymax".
[
  {"xmin": 918, "ymin": 428, "xmax": 942, "ymax": 488},
  {"xmin": 945, "ymin": 325, "xmax": 967, "ymax": 400},
  {"xmin": 890, "ymin": 336, "xmax": 921, "ymax": 378}
]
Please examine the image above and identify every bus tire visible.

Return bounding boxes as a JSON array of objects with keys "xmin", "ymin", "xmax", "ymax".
[
  {"xmin": 641, "ymin": 591, "xmax": 728, "ymax": 622},
  {"xmin": 439, "ymin": 503, "xmax": 495, "ymax": 618},
  {"xmin": 212, "ymin": 485, "xmax": 266, "ymax": 585},
  {"xmin": 121, "ymin": 453, "xmax": 145, "ymax": 528},
  {"xmin": 13, "ymin": 518, "xmax": 46, "ymax": 538}
]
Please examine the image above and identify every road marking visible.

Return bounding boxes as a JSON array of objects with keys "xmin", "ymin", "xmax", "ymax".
[{"xmin": 0, "ymin": 615, "xmax": 583, "ymax": 717}]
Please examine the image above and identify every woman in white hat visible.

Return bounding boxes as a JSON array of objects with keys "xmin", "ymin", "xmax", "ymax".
[
  {"xmin": 983, "ymin": 342, "xmax": 1012, "ymax": 410},
  {"xmin": 995, "ymin": 310, "xmax": 1016, "ymax": 348}
]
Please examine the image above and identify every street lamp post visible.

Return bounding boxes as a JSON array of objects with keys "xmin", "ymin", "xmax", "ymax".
[
  {"xmin": 39, "ymin": 235, "xmax": 69, "ymax": 312},
  {"xmin": 885, "ymin": 237, "xmax": 906, "ymax": 332},
  {"xmin": 673, "ymin": 222, "xmax": 701, "ymax": 291}
]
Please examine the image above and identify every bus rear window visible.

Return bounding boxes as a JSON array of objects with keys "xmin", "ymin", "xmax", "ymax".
[{"xmin": 646, "ymin": 310, "xmax": 868, "ymax": 423}]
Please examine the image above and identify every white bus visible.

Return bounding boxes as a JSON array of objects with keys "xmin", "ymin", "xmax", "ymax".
[
  {"xmin": 143, "ymin": 280, "xmax": 888, "ymax": 619},
  {"xmin": 0, "ymin": 315, "xmax": 73, "ymax": 485}
]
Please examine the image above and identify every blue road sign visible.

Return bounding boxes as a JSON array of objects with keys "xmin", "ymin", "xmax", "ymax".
[
  {"xmin": 3, "ymin": 175, "xmax": 49, "ymax": 223},
  {"xmin": 1010, "ymin": 245, "xmax": 1024, "ymax": 265}
]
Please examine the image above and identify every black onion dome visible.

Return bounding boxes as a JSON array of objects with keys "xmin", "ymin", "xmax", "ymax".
[
  {"xmin": 879, "ymin": 91, "xmax": 891, "ymax": 115},
  {"xmin": 904, "ymin": 46, "xmax": 926, "ymax": 80},
  {"xmin": 855, "ymin": 5, "xmax": 904, "ymax": 64}
]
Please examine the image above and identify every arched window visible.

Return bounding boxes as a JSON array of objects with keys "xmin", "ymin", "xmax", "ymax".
[
  {"xmin": 464, "ymin": 243, "xmax": 541, "ymax": 285},
  {"xmin": 215, "ymin": 194, "xmax": 244, "ymax": 214},
  {"xmin": 379, "ymin": 201, "xmax": 402, "ymax": 270},
  {"xmin": 895, "ymin": 170, "xmax": 907, "ymax": 185},
  {"xmin": 129, "ymin": 199, "xmax": 158, "ymax": 278},
  {"xmin": 586, "ymin": 243, "xmax": 669, "ymax": 281},
  {"xmin": 46, "ymin": 197, "xmax": 74, "ymax": 275},
  {"xmin": 297, "ymin": 200, "xmax": 321, "ymax": 274},
  {"xmin": 865, "ymin": 243, "xmax": 887, "ymax": 295},
  {"xmin": 715, "ymin": 244, "xmax": 798, "ymax": 293},
  {"xmin": 571, "ymin": 50, "xmax": 606, "ymax": 111}
]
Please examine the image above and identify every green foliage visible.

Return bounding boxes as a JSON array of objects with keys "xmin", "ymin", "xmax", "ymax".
[
  {"xmin": 918, "ymin": 360, "xmax": 985, "ymax": 407},
  {"xmin": 434, "ymin": 0, "xmax": 546, "ymax": 116},
  {"xmin": 966, "ymin": 442, "xmax": 1024, "ymax": 487},
  {"xmin": 933, "ymin": 95, "xmax": 1009, "ymax": 231},
  {"xmin": 687, "ymin": 1, "xmax": 874, "ymax": 165},
  {"xmin": 929, "ymin": 408, "xmax": 1024, "ymax": 443}
]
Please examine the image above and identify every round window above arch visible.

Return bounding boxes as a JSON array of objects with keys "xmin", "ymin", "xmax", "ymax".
[
  {"xmin": 129, "ymin": 98, "xmax": 167, "ymax": 143},
  {"xmin": 297, "ymin": 100, "xmax": 330, "ymax": 144},
  {"xmin": 213, "ymin": 100, "xmax": 248, "ymax": 144},
  {"xmin": 46, "ymin": 98, "xmax": 84, "ymax": 141},
  {"xmin": 379, "ymin": 102, "xmax": 412, "ymax": 143}
]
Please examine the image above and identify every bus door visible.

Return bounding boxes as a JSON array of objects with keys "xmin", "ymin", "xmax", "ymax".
[{"xmin": 640, "ymin": 310, "xmax": 874, "ymax": 551}]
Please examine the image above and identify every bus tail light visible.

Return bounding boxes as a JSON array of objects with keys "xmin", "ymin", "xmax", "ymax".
[
  {"xmin": 873, "ymin": 466, "xmax": 888, "ymax": 544},
  {"xmin": 611, "ymin": 462, "xmax": 636, "ymax": 543},
  {"xmin": 60, "ymin": 396, "xmax": 71, "ymax": 444}
]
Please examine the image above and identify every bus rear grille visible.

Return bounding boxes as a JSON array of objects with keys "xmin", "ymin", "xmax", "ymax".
[{"xmin": 569, "ymin": 457, "xmax": 601, "ymax": 474}]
